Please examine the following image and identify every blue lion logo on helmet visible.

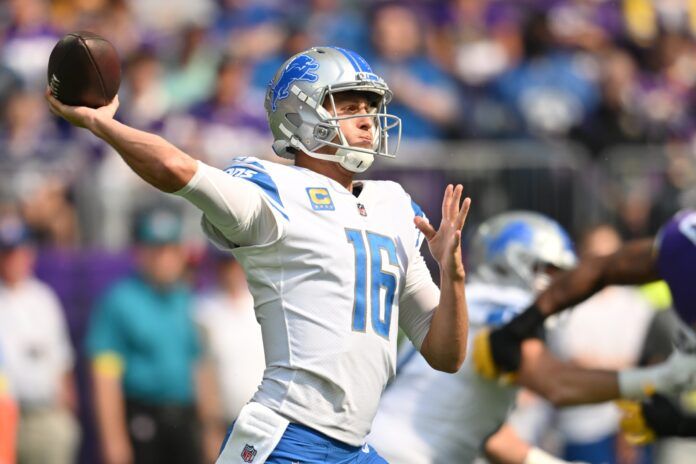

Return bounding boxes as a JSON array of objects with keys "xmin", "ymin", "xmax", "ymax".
[
  {"xmin": 484, "ymin": 217, "xmax": 574, "ymax": 264},
  {"xmin": 485, "ymin": 221, "xmax": 534, "ymax": 257},
  {"xmin": 269, "ymin": 54, "xmax": 320, "ymax": 111}
]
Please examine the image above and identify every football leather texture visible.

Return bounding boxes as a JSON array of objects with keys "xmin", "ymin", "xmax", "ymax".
[{"xmin": 47, "ymin": 31, "xmax": 121, "ymax": 108}]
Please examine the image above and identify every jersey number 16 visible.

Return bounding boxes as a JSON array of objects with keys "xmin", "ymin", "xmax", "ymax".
[{"xmin": 346, "ymin": 229, "xmax": 401, "ymax": 339}]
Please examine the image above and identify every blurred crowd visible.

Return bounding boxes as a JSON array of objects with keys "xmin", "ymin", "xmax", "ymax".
[
  {"xmin": 0, "ymin": 0, "xmax": 696, "ymax": 248},
  {"xmin": 1, "ymin": 1, "xmax": 696, "ymax": 463},
  {"xmin": 0, "ymin": 209, "xmax": 266, "ymax": 464}
]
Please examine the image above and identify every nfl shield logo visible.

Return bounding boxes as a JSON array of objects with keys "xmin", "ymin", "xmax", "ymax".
[
  {"xmin": 241, "ymin": 444, "xmax": 257, "ymax": 462},
  {"xmin": 357, "ymin": 203, "xmax": 367, "ymax": 216}
]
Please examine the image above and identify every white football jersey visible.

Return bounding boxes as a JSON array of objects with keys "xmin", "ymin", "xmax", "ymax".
[
  {"xmin": 177, "ymin": 157, "xmax": 440, "ymax": 446},
  {"xmin": 368, "ymin": 281, "xmax": 534, "ymax": 464}
]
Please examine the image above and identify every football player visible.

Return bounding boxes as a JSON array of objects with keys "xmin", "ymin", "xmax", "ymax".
[
  {"xmin": 368, "ymin": 211, "xmax": 690, "ymax": 464},
  {"xmin": 473, "ymin": 209, "xmax": 696, "ymax": 442},
  {"xmin": 47, "ymin": 47, "xmax": 470, "ymax": 463}
]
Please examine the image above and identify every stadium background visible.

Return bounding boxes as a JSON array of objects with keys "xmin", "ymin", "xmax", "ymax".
[{"xmin": 1, "ymin": 0, "xmax": 695, "ymax": 463}]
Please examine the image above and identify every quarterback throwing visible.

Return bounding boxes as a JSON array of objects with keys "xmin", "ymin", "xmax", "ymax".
[{"xmin": 47, "ymin": 46, "xmax": 470, "ymax": 464}]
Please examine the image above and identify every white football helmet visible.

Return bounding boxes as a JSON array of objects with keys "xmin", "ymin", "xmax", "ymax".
[
  {"xmin": 468, "ymin": 211, "xmax": 577, "ymax": 293},
  {"xmin": 265, "ymin": 46, "xmax": 401, "ymax": 173}
]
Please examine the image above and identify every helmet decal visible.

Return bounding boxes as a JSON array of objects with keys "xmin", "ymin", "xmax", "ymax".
[
  {"xmin": 265, "ymin": 47, "xmax": 401, "ymax": 172},
  {"xmin": 331, "ymin": 46, "xmax": 373, "ymax": 73},
  {"xmin": 485, "ymin": 221, "xmax": 533, "ymax": 257},
  {"xmin": 468, "ymin": 211, "xmax": 577, "ymax": 292},
  {"xmin": 269, "ymin": 54, "xmax": 319, "ymax": 111}
]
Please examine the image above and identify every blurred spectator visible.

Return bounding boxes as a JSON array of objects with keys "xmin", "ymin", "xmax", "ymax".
[
  {"xmin": 0, "ymin": 90, "xmax": 83, "ymax": 248},
  {"xmin": 0, "ymin": 0, "xmax": 59, "ymax": 90},
  {"xmin": 437, "ymin": 0, "xmax": 525, "ymax": 137},
  {"xmin": 546, "ymin": 0, "xmax": 620, "ymax": 52},
  {"xmin": 19, "ymin": 177, "xmax": 80, "ymax": 249},
  {"xmin": 117, "ymin": 47, "xmax": 170, "ymax": 129},
  {"xmin": 0, "ymin": 342, "xmax": 19, "ymax": 464},
  {"xmin": 368, "ymin": 2, "xmax": 461, "ymax": 140},
  {"xmin": 648, "ymin": 144, "xmax": 696, "ymax": 227},
  {"xmin": 85, "ymin": 208, "xmax": 201, "ymax": 464},
  {"xmin": 125, "ymin": 0, "xmax": 216, "ymax": 37},
  {"xmin": 67, "ymin": 0, "xmax": 144, "ymax": 61},
  {"xmin": 195, "ymin": 251, "xmax": 265, "ymax": 463},
  {"xmin": 493, "ymin": 12, "xmax": 600, "ymax": 136},
  {"xmin": 631, "ymin": 33, "xmax": 696, "ymax": 142},
  {"xmin": 0, "ymin": 90, "xmax": 86, "ymax": 223},
  {"xmin": 0, "ymin": 214, "xmax": 80, "ymax": 464},
  {"xmin": 163, "ymin": 25, "xmax": 218, "ymax": 110},
  {"xmin": 616, "ymin": 183, "xmax": 654, "ymax": 240},
  {"xmin": 570, "ymin": 47, "xmax": 647, "ymax": 156},
  {"xmin": 0, "ymin": 63, "xmax": 22, "ymax": 109},
  {"xmin": 302, "ymin": 0, "xmax": 367, "ymax": 52},
  {"xmin": 212, "ymin": 0, "xmax": 288, "ymax": 90},
  {"xmin": 177, "ymin": 55, "xmax": 269, "ymax": 165},
  {"xmin": 624, "ymin": 0, "xmax": 696, "ymax": 45},
  {"xmin": 0, "ymin": 89, "xmax": 62, "ymax": 164},
  {"xmin": 444, "ymin": 0, "xmax": 523, "ymax": 86}
]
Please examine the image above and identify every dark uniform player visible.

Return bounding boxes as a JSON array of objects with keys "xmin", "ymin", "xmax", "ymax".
[{"xmin": 473, "ymin": 209, "xmax": 696, "ymax": 440}]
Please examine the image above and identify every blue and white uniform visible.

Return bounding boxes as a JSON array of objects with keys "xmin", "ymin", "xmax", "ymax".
[
  {"xmin": 176, "ymin": 157, "xmax": 440, "ymax": 461},
  {"xmin": 368, "ymin": 282, "xmax": 533, "ymax": 464}
]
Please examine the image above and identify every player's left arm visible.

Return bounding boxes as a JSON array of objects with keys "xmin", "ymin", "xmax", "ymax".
[{"xmin": 414, "ymin": 185, "xmax": 471, "ymax": 373}]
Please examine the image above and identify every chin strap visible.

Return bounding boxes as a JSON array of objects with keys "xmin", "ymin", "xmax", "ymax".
[
  {"xmin": 337, "ymin": 148, "xmax": 374, "ymax": 173},
  {"xmin": 288, "ymin": 135, "xmax": 375, "ymax": 174}
]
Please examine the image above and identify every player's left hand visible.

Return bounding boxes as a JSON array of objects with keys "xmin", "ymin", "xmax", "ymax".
[{"xmin": 415, "ymin": 184, "xmax": 470, "ymax": 280}]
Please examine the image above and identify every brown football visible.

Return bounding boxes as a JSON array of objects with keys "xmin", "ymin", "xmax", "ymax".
[{"xmin": 47, "ymin": 31, "xmax": 121, "ymax": 108}]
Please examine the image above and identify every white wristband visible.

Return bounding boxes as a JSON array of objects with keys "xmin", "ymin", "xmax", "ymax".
[
  {"xmin": 619, "ymin": 350, "xmax": 696, "ymax": 399},
  {"xmin": 618, "ymin": 364, "xmax": 664, "ymax": 399}
]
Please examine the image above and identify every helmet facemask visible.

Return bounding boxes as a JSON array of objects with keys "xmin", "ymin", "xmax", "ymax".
[
  {"xmin": 266, "ymin": 47, "xmax": 402, "ymax": 173},
  {"xmin": 295, "ymin": 87, "xmax": 401, "ymax": 173}
]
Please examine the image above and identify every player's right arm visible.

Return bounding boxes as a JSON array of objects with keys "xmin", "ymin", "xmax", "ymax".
[
  {"xmin": 46, "ymin": 91, "xmax": 282, "ymax": 246},
  {"xmin": 46, "ymin": 91, "xmax": 196, "ymax": 192},
  {"xmin": 474, "ymin": 239, "xmax": 659, "ymax": 377}
]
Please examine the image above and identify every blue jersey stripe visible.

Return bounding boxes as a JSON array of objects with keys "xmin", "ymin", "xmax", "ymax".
[
  {"xmin": 223, "ymin": 163, "xmax": 289, "ymax": 220},
  {"xmin": 265, "ymin": 199, "xmax": 289, "ymax": 221},
  {"xmin": 332, "ymin": 47, "xmax": 361, "ymax": 72},
  {"xmin": 244, "ymin": 171, "xmax": 288, "ymax": 220},
  {"xmin": 411, "ymin": 200, "xmax": 424, "ymax": 218},
  {"xmin": 411, "ymin": 200, "xmax": 425, "ymax": 248}
]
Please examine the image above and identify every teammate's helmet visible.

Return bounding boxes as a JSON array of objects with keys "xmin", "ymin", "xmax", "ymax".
[
  {"xmin": 265, "ymin": 46, "xmax": 401, "ymax": 173},
  {"xmin": 468, "ymin": 211, "xmax": 576, "ymax": 292}
]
